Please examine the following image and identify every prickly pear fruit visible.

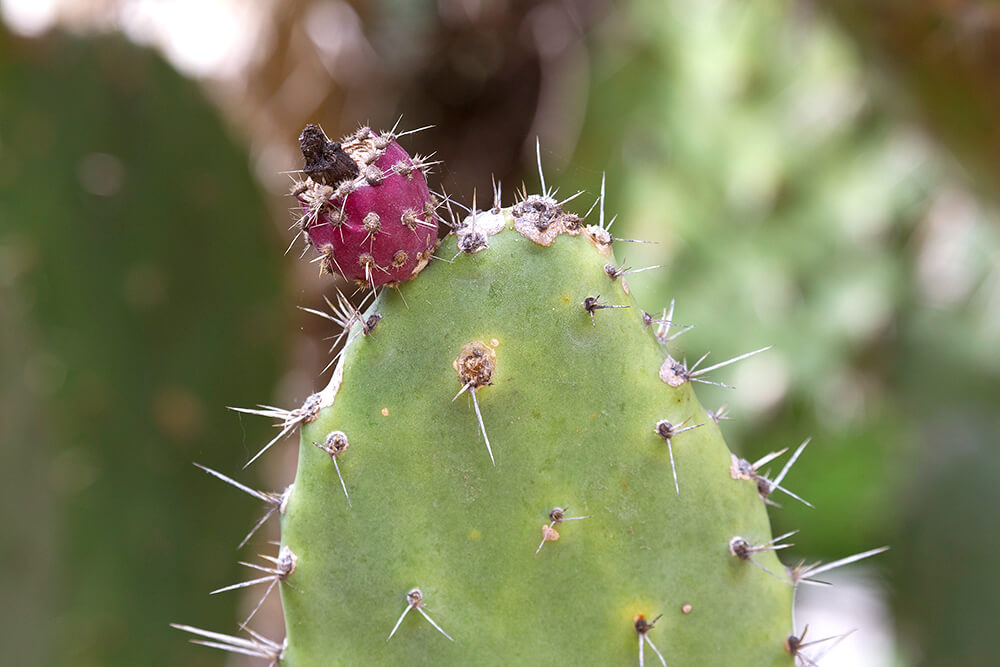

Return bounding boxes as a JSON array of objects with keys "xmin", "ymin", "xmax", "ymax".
[{"xmin": 293, "ymin": 124, "xmax": 438, "ymax": 288}]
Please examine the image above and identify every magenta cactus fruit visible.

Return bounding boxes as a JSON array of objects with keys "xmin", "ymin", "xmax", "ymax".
[{"xmin": 293, "ymin": 124, "xmax": 438, "ymax": 288}]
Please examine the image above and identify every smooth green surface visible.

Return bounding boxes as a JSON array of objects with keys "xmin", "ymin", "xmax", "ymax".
[{"xmin": 281, "ymin": 225, "xmax": 792, "ymax": 665}]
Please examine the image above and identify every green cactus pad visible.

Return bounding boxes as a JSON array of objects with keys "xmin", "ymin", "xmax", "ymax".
[{"xmin": 280, "ymin": 216, "xmax": 793, "ymax": 666}]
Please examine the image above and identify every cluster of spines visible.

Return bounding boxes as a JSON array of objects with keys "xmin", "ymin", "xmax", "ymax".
[{"xmin": 174, "ymin": 139, "xmax": 889, "ymax": 666}]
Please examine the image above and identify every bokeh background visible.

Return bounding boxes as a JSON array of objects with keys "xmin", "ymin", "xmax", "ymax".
[{"xmin": 3, "ymin": 1, "xmax": 999, "ymax": 666}]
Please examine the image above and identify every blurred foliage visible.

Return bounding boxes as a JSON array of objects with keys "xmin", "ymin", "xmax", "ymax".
[
  {"xmin": 827, "ymin": 0, "xmax": 1000, "ymax": 200},
  {"xmin": 0, "ymin": 31, "xmax": 286, "ymax": 666},
  {"xmin": 893, "ymin": 412, "xmax": 1000, "ymax": 667}
]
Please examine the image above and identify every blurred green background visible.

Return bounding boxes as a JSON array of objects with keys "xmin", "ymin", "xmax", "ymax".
[{"xmin": 2, "ymin": 1, "xmax": 999, "ymax": 666}]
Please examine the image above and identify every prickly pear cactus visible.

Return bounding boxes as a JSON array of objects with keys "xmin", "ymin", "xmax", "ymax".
[{"xmin": 176, "ymin": 126, "xmax": 885, "ymax": 666}]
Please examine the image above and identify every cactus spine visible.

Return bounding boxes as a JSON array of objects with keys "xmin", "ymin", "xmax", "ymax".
[{"xmin": 176, "ymin": 126, "xmax": 885, "ymax": 666}]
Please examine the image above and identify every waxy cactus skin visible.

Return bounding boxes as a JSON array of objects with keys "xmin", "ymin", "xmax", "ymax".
[{"xmin": 279, "ymin": 219, "xmax": 793, "ymax": 666}]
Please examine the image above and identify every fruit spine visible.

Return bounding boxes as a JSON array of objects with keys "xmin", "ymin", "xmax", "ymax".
[{"xmin": 174, "ymin": 125, "xmax": 886, "ymax": 666}]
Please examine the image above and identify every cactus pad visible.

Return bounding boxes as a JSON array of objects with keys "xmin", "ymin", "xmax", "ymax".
[{"xmin": 278, "ymin": 213, "xmax": 793, "ymax": 666}]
